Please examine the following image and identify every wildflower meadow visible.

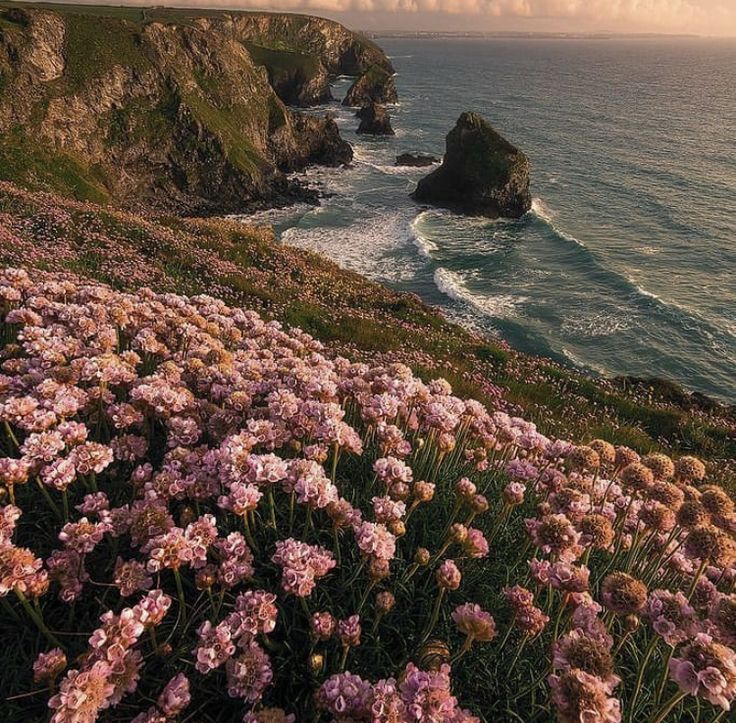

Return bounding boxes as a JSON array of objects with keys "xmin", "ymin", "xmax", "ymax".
[{"xmin": 0, "ymin": 266, "xmax": 734, "ymax": 722}]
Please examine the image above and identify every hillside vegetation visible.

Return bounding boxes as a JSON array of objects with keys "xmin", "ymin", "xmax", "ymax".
[{"xmin": 0, "ymin": 180, "xmax": 732, "ymax": 481}]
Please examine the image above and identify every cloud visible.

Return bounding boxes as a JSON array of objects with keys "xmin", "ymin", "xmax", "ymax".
[
  {"xmin": 58, "ymin": 0, "xmax": 735, "ymax": 33},
  {"xmin": 176, "ymin": 0, "xmax": 702, "ymax": 22}
]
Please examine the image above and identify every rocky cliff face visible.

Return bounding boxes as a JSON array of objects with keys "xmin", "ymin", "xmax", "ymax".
[
  {"xmin": 0, "ymin": 5, "xmax": 392, "ymax": 214},
  {"xmin": 412, "ymin": 112, "xmax": 532, "ymax": 219}
]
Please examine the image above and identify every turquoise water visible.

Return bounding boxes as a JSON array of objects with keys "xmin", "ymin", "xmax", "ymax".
[{"xmin": 242, "ymin": 38, "xmax": 736, "ymax": 403}]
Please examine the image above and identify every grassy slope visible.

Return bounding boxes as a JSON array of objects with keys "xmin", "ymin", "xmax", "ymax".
[{"xmin": 0, "ymin": 181, "xmax": 733, "ymax": 485}]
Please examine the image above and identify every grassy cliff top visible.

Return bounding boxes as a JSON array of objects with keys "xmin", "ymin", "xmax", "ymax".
[
  {"xmin": 0, "ymin": 2, "xmax": 387, "ymax": 58},
  {"xmin": 0, "ymin": 181, "xmax": 733, "ymax": 486}
]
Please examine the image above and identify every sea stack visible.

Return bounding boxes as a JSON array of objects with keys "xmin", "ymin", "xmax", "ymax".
[
  {"xmin": 356, "ymin": 104, "xmax": 395, "ymax": 135},
  {"xmin": 412, "ymin": 112, "xmax": 532, "ymax": 218}
]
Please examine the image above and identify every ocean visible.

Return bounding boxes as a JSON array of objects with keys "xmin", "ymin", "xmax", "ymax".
[{"xmin": 240, "ymin": 37, "xmax": 736, "ymax": 403}]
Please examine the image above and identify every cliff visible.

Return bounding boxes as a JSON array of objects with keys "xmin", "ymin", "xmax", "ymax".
[{"xmin": 0, "ymin": 4, "xmax": 394, "ymax": 214}]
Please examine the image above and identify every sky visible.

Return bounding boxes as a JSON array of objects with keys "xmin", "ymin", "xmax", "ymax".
[{"xmin": 29, "ymin": 0, "xmax": 736, "ymax": 35}]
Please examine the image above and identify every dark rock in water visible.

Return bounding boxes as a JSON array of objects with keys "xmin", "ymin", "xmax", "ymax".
[
  {"xmin": 395, "ymin": 153, "xmax": 439, "ymax": 167},
  {"xmin": 279, "ymin": 114, "xmax": 354, "ymax": 169},
  {"xmin": 411, "ymin": 111, "xmax": 531, "ymax": 218},
  {"xmin": 356, "ymin": 104, "xmax": 395, "ymax": 136},
  {"xmin": 343, "ymin": 64, "xmax": 398, "ymax": 107}
]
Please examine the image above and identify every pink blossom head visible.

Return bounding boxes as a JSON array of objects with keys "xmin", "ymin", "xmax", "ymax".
[
  {"xmin": 311, "ymin": 611, "xmax": 336, "ymax": 640},
  {"xmin": 436, "ymin": 560, "xmax": 462, "ymax": 591},
  {"xmin": 452, "ymin": 603, "xmax": 496, "ymax": 642},
  {"xmin": 338, "ymin": 615, "xmax": 361, "ymax": 647},
  {"xmin": 157, "ymin": 673, "xmax": 190, "ymax": 716},
  {"xmin": 33, "ymin": 648, "xmax": 67, "ymax": 684}
]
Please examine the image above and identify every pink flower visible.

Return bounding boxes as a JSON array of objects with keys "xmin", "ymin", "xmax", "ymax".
[
  {"xmin": 157, "ymin": 673, "xmax": 190, "ymax": 715},
  {"xmin": 49, "ymin": 661, "xmax": 115, "ymax": 723},
  {"xmin": 218, "ymin": 482, "xmax": 262, "ymax": 517},
  {"xmin": 33, "ymin": 648, "xmax": 67, "ymax": 684},
  {"xmin": 311, "ymin": 611, "xmax": 336, "ymax": 640},
  {"xmin": 462, "ymin": 528, "xmax": 489, "ymax": 559},
  {"xmin": 113, "ymin": 558, "xmax": 152, "ymax": 597},
  {"xmin": 338, "ymin": 615, "xmax": 362, "ymax": 647},
  {"xmin": 548, "ymin": 669, "xmax": 621, "ymax": 723},
  {"xmin": 58, "ymin": 517, "xmax": 107, "ymax": 554},
  {"xmin": 437, "ymin": 560, "xmax": 462, "ymax": 590},
  {"xmin": 194, "ymin": 620, "xmax": 235, "ymax": 674},
  {"xmin": 354, "ymin": 521, "xmax": 397, "ymax": 561},
  {"xmin": 644, "ymin": 589, "xmax": 696, "ymax": 646},
  {"xmin": 400, "ymin": 662, "xmax": 459, "ymax": 720},
  {"xmin": 316, "ymin": 672, "xmax": 372, "ymax": 717},
  {"xmin": 271, "ymin": 538, "xmax": 336, "ymax": 597},
  {"xmin": 225, "ymin": 640, "xmax": 272, "ymax": 702},
  {"xmin": 146, "ymin": 527, "xmax": 194, "ymax": 572},
  {"xmin": 669, "ymin": 634, "xmax": 736, "ymax": 710},
  {"xmin": 227, "ymin": 590, "xmax": 279, "ymax": 642},
  {"xmin": 452, "ymin": 603, "xmax": 497, "ymax": 642}
]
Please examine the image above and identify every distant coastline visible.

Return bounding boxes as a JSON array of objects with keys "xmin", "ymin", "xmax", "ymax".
[{"xmin": 365, "ymin": 31, "xmax": 703, "ymax": 40}]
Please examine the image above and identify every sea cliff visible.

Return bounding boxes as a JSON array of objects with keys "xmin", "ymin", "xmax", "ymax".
[{"xmin": 0, "ymin": 4, "xmax": 394, "ymax": 213}]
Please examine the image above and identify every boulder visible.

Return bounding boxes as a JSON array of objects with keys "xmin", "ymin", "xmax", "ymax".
[
  {"xmin": 395, "ymin": 153, "xmax": 438, "ymax": 167},
  {"xmin": 411, "ymin": 112, "xmax": 531, "ymax": 218},
  {"xmin": 343, "ymin": 64, "xmax": 398, "ymax": 107},
  {"xmin": 356, "ymin": 104, "xmax": 395, "ymax": 136}
]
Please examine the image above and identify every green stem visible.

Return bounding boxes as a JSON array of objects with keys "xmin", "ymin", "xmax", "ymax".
[
  {"xmin": 16, "ymin": 589, "xmax": 63, "ymax": 649},
  {"xmin": 267, "ymin": 487, "xmax": 277, "ymax": 529},
  {"xmin": 34, "ymin": 477, "xmax": 62, "ymax": 520},
  {"xmin": 628, "ymin": 635, "xmax": 659, "ymax": 723},
  {"xmin": 339, "ymin": 644, "xmax": 350, "ymax": 672},
  {"xmin": 648, "ymin": 691, "xmax": 685, "ymax": 723},
  {"xmin": 173, "ymin": 568, "xmax": 187, "ymax": 625},
  {"xmin": 420, "ymin": 587, "xmax": 445, "ymax": 644},
  {"xmin": 655, "ymin": 646, "xmax": 675, "ymax": 705}
]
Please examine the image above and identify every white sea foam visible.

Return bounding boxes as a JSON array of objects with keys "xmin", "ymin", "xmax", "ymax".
[
  {"xmin": 530, "ymin": 198, "xmax": 586, "ymax": 248},
  {"xmin": 410, "ymin": 213, "xmax": 439, "ymax": 258},
  {"xmin": 281, "ymin": 209, "xmax": 422, "ymax": 284},
  {"xmin": 230, "ymin": 203, "xmax": 313, "ymax": 227},
  {"xmin": 433, "ymin": 267, "xmax": 525, "ymax": 319}
]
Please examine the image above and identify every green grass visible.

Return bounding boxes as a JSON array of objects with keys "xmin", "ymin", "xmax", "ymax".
[
  {"xmin": 0, "ymin": 128, "xmax": 109, "ymax": 203},
  {"xmin": 181, "ymin": 91, "xmax": 266, "ymax": 176},
  {"xmin": 59, "ymin": 13, "xmax": 150, "ymax": 93},
  {"xmin": 243, "ymin": 41, "xmax": 319, "ymax": 76}
]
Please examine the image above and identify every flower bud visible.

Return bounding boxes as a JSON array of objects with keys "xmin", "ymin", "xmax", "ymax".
[
  {"xmin": 449, "ymin": 523, "xmax": 468, "ymax": 544},
  {"xmin": 388, "ymin": 520, "xmax": 406, "ymax": 537},
  {"xmin": 389, "ymin": 482, "xmax": 410, "ymax": 501},
  {"xmin": 471, "ymin": 494, "xmax": 489, "ymax": 514},
  {"xmin": 415, "ymin": 548, "xmax": 431, "ymax": 566},
  {"xmin": 376, "ymin": 591, "xmax": 395, "ymax": 614},
  {"xmin": 309, "ymin": 653, "xmax": 324, "ymax": 674}
]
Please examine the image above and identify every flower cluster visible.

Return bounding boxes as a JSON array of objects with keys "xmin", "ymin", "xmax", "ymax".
[{"xmin": 0, "ymin": 268, "xmax": 734, "ymax": 722}]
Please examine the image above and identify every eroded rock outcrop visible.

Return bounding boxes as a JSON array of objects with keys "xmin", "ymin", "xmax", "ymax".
[
  {"xmin": 412, "ymin": 112, "xmax": 531, "ymax": 218},
  {"xmin": 343, "ymin": 64, "xmax": 398, "ymax": 107},
  {"xmin": 356, "ymin": 104, "xmax": 394, "ymax": 136},
  {"xmin": 0, "ymin": 7, "xmax": 383, "ymax": 213}
]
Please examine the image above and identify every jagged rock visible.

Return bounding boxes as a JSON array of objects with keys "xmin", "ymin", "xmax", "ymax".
[
  {"xmin": 343, "ymin": 64, "xmax": 398, "ymax": 107},
  {"xmin": 278, "ymin": 114, "xmax": 353, "ymax": 169},
  {"xmin": 395, "ymin": 153, "xmax": 438, "ymax": 167},
  {"xmin": 412, "ymin": 112, "xmax": 531, "ymax": 218},
  {"xmin": 356, "ymin": 104, "xmax": 394, "ymax": 136},
  {"xmin": 0, "ymin": 7, "xmax": 382, "ymax": 213}
]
